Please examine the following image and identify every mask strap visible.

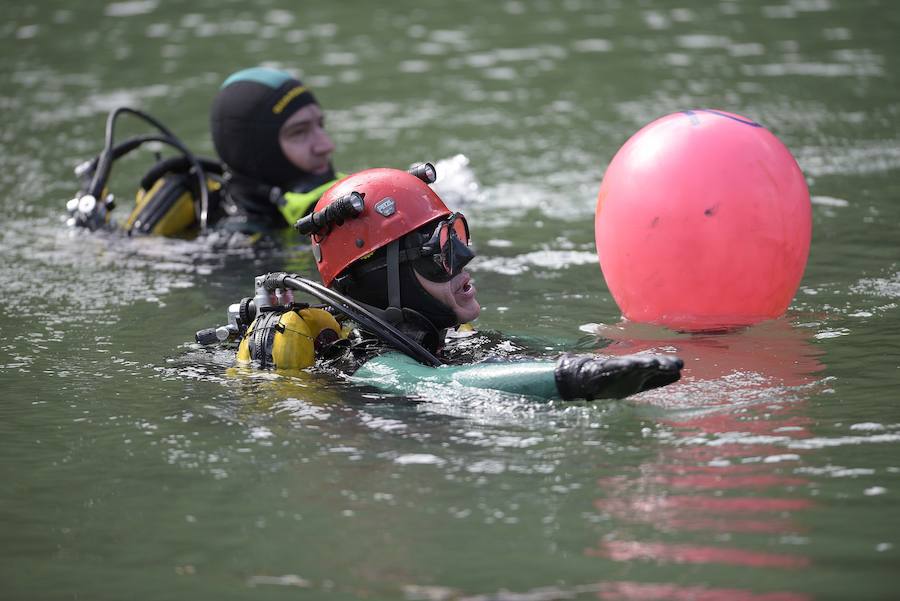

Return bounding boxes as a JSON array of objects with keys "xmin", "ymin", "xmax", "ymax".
[{"xmin": 385, "ymin": 240, "xmax": 403, "ymax": 324}]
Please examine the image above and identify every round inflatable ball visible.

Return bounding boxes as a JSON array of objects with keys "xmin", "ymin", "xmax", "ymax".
[{"xmin": 594, "ymin": 110, "xmax": 811, "ymax": 330}]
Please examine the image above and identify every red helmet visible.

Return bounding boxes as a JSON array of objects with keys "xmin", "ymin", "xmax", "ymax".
[{"xmin": 311, "ymin": 168, "xmax": 451, "ymax": 287}]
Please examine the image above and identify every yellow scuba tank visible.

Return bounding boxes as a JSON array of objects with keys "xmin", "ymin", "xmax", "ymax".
[
  {"xmin": 236, "ymin": 307, "xmax": 344, "ymax": 370},
  {"xmin": 124, "ymin": 155, "xmax": 224, "ymax": 236},
  {"xmin": 196, "ymin": 270, "xmax": 442, "ymax": 374},
  {"xmin": 125, "ymin": 173, "xmax": 222, "ymax": 236}
]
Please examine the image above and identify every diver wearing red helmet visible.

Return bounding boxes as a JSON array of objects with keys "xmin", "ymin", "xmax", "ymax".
[{"xmin": 295, "ymin": 165, "xmax": 683, "ymax": 401}]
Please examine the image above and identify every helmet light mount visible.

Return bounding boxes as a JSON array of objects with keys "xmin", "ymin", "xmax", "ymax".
[
  {"xmin": 294, "ymin": 191, "xmax": 365, "ymax": 236},
  {"xmin": 407, "ymin": 162, "xmax": 436, "ymax": 184}
]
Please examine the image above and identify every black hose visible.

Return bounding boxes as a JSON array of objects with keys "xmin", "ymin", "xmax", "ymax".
[
  {"xmin": 139, "ymin": 155, "xmax": 223, "ymax": 191},
  {"xmin": 279, "ymin": 275, "xmax": 442, "ymax": 367},
  {"xmin": 85, "ymin": 107, "xmax": 213, "ymax": 232}
]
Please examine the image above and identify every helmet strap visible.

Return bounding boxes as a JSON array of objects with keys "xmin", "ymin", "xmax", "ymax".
[{"xmin": 385, "ymin": 240, "xmax": 403, "ymax": 325}]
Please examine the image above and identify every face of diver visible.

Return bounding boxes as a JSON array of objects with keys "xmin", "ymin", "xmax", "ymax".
[
  {"xmin": 414, "ymin": 270, "xmax": 481, "ymax": 324},
  {"xmin": 278, "ymin": 103, "xmax": 335, "ymax": 175}
]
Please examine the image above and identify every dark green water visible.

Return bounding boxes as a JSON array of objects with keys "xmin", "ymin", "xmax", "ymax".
[{"xmin": 2, "ymin": 1, "xmax": 899, "ymax": 599}]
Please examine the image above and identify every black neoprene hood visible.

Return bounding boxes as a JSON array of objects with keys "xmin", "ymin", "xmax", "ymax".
[{"xmin": 210, "ymin": 67, "xmax": 320, "ymax": 189}]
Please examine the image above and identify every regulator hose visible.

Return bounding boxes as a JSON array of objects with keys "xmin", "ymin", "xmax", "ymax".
[
  {"xmin": 264, "ymin": 273, "xmax": 442, "ymax": 367},
  {"xmin": 85, "ymin": 107, "xmax": 213, "ymax": 232}
]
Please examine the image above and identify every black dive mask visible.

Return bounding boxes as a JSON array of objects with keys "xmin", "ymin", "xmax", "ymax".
[{"xmin": 411, "ymin": 213, "xmax": 475, "ymax": 283}]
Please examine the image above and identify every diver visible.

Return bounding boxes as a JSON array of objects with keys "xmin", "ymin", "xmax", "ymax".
[
  {"xmin": 209, "ymin": 66, "xmax": 343, "ymax": 235},
  {"xmin": 199, "ymin": 164, "xmax": 684, "ymax": 401},
  {"xmin": 66, "ymin": 67, "xmax": 342, "ymax": 239}
]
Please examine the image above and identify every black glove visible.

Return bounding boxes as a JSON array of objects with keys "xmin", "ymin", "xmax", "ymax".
[{"xmin": 554, "ymin": 353, "xmax": 683, "ymax": 400}]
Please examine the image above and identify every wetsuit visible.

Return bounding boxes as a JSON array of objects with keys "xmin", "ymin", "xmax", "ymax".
[
  {"xmin": 324, "ymin": 314, "xmax": 683, "ymax": 401},
  {"xmin": 212, "ymin": 171, "xmax": 344, "ymax": 236}
]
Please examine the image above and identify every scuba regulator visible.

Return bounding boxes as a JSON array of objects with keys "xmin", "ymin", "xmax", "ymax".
[
  {"xmin": 196, "ymin": 271, "xmax": 443, "ymax": 370},
  {"xmin": 67, "ymin": 107, "xmax": 223, "ymax": 235},
  {"xmin": 196, "ymin": 273, "xmax": 345, "ymax": 371}
]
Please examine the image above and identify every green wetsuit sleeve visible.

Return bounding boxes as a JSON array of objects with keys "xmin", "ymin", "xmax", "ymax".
[
  {"xmin": 277, "ymin": 174, "xmax": 346, "ymax": 225},
  {"xmin": 350, "ymin": 352, "xmax": 560, "ymax": 399}
]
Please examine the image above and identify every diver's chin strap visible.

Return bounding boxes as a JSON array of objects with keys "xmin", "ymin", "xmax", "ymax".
[{"xmin": 385, "ymin": 240, "xmax": 403, "ymax": 325}]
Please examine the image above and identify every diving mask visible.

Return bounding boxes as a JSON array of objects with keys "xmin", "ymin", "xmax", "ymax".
[{"xmin": 412, "ymin": 213, "xmax": 475, "ymax": 282}]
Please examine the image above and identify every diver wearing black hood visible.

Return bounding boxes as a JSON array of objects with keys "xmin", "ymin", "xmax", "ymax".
[
  {"xmin": 210, "ymin": 67, "xmax": 343, "ymax": 233},
  {"xmin": 65, "ymin": 67, "xmax": 343, "ymax": 238}
]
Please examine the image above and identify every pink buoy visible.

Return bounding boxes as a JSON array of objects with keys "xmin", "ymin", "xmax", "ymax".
[{"xmin": 595, "ymin": 110, "xmax": 811, "ymax": 330}]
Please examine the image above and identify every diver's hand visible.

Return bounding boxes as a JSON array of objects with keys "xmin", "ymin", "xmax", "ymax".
[{"xmin": 554, "ymin": 353, "xmax": 683, "ymax": 400}]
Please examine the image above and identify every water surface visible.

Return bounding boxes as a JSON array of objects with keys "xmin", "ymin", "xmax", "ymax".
[{"xmin": 2, "ymin": 1, "xmax": 899, "ymax": 599}]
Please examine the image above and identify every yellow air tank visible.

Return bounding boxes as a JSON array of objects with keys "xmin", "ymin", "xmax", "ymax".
[{"xmin": 236, "ymin": 307, "xmax": 342, "ymax": 370}]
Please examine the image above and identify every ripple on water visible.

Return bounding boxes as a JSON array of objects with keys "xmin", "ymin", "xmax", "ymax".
[
  {"xmin": 852, "ymin": 271, "xmax": 900, "ymax": 298},
  {"xmin": 104, "ymin": 1, "xmax": 159, "ymax": 18},
  {"xmin": 475, "ymin": 249, "xmax": 597, "ymax": 276},
  {"xmin": 0, "ymin": 220, "xmax": 222, "ymax": 323},
  {"xmin": 401, "ymin": 580, "xmax": 814, "ymax": 601},
  {"xmin": 811, "ymin": 195, "xmax": 850, "ymax": 207},
  {"xmin": 798, "ymin": 140, "xmax": 900, "ymax": 177}
]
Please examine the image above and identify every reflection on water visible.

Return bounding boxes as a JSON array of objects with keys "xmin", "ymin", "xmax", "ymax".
[
  {"xmin": 402, "ymin": 580, "xmax": 813, "ymax": 601},
  {"xmin": 575, "ymin": 319, "xmax": 823, "ymax": 596},
  {"xmin": 585, "ymin": 316, "xmax": 822, "ymax": 378}
]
